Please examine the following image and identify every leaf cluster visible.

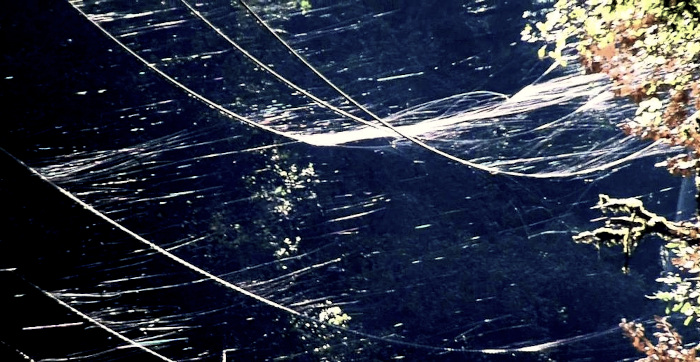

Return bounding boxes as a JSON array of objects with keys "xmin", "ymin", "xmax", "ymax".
[
  {"xmin": 571, "ymin": 193, "xmax": 700, "ymax": 352},
  {"xmin": 523, "ymin": 0, "xmax": 700, "ymax": 176},
  {"xmin": 573, "ymin": 194, "xmax": 700, "ymax": 271},
  {"xmin": 620, "ymin": 316, "xmax": 699, "ymax": 361},
  {"xmin": 653, "ymin": 240, "xmax": 700, "ymax": 326}
]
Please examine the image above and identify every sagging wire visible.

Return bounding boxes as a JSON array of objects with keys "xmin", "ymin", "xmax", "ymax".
[
  {"xmin": 176, "ymin": 0, "xmax": 390, "ymax": 133},
  {"xmin": 70, "ymin": 0, "xmax": 651, "ymax": 180},
  {"xmin": 176, "ymin": 0, "xmax": 552, "ymax": 178},
  {"xmin": 66, "ymin": 1, "xmax": 304, "ymax": 144},
  {"xmin": 1, "ymin": 269, "xmax": 175, "ymax": 362},
  {"xmin": 234, "ymin": 0, "xmax": 385, "ymax": 124},
  {"xmin": 2, "ymin": 142, "xmax": 626, "ymax": 357},
  {"xmin": 183, "ymin": 0, "xmax": 662, "ymax": 179},
  {"xmin": 54, "ymin": 1, "xmax": 645, "ymax": 356}
]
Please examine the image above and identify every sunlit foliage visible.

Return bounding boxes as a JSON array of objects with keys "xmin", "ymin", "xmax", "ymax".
[
  {"xmin": 298, "ymin": 0, "xmax": 312, "ymax": 14},
  {"xmin": 523, "ymin": 0, "xmax": 700, "ymax": 176},
  {"xmin": 525, "ymin": 0, "xmax": 700, "ymax": 358},
  {"xmin": 620, "ymin": 316, "xmax": 699, "ymax": 361}
]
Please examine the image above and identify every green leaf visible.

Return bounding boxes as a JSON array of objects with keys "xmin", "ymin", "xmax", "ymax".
[
  {"xmin": 684, "ymin": 315, "xmax": 695, "ymax": 326},
  {"xmin": 673, "ymin": 302, "xmax": 683, "ymax": 312},
  {"xmin": 680, "ymin": 302, "xmax": 693, "ymax": 315}
]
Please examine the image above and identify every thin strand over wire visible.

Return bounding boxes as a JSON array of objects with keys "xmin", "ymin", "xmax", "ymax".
[
  {"xmin": 177, "ymin": 0, "xmax": 388, "ymax": 132},
  {"xmin": 3, "ymin": 146, "xmax": 301, "ymax": 317},
  {"xmin": 67, "ymin": 1, "xmax": 305, "ymax": 143},
  {"xmin": 235, "ymin": 0, "xmax": 384, "ymax": 123},
  {"xmin": 175, "ymin": 0, "xmax": 553, "ymax": 177},
  {"xmin": 71, "ymin": 0, "xmax": 665, "ymax": 179},
  {"xmin": 181, "ymin": 1, "xmax": 664, "ymax": 179},
  {"xmin": 6, "ymin": 3, "xmax": 660, "ymax": 360},
  {"xmin": 3, "ymin": 145, "xmax": 626, "ymax": 356},
  {"xmin": 3, "ymin": 270, "xmax": 175, "ymax": 362}
]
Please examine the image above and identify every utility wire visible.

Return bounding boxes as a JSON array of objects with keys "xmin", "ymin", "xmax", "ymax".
[{"xmin": 182, "ymin": 0, "xmax": 660, "ymax": 179}]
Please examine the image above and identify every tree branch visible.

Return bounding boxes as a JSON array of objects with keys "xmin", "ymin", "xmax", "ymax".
[{"xmin": 573, "ymin": 194, "xmax": 700, "ymax": 272}]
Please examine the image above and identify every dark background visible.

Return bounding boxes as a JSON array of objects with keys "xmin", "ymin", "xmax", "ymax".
[{"xmin": 0, "ymin": 1, "xmax": 686, "ymax": 360}]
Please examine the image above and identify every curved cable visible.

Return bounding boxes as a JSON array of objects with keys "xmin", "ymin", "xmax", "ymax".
[
  {"xmin": 180, "ymin": 0, "xmax": 660, "ymax": 179},
  {"xmin": 6, "ymin": 270, "xmax": 174, "ymax": 361},
  {"xmin": 7, "ymin": 141, "xmax": 623, "ymax": 357},
  {"xmin": 3, "ymin": 142, "xmax": 623, "ymax": 355},
  {"xmin": 69, "ymin": 0, "xmax": 655, "ymax": 179},
  {"xmin": 177, "ymin": 0, "xmax": 389, "ymax": 133},
  {"xmin": 236, "ymin": 0, "xmax": 385, "ymax": 123},
  {"xmin": 5, "ymin": 2, "xmax": 642, "ymax": 356}
]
